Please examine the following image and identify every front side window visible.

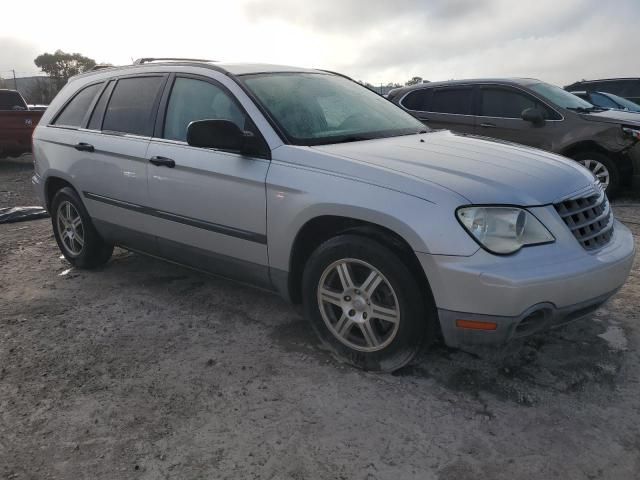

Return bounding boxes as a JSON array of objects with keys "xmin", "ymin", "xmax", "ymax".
[
  {"xmin": 242, "ymin": 73, "xmax": 425, "ymax": 146},
  {"xmin": 53, "ymin": 83, "xmax": 102, "ymax": 127},
  {"xmin": 480, "ymin": 87, "xmax": 557, "ymax": 119},
  {"xmin": 430, "ymin": 88, "xmax": 473, "ymax": 115},
  {"xmin": 102, "ymin": 76, "xmax": 164, "ymax": 136},
  {"xmin": 163, "ymin": 77, "xmax": 246, "ymax": 142}
]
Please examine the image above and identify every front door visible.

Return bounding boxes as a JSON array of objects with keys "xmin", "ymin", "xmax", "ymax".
[
  {"xmin": 476, "ymin": 85, "xmax": 563, "ymax": 150},
  {"xmin": 145, "ymin": 74, "xmax": 271, "ymax": 287}
]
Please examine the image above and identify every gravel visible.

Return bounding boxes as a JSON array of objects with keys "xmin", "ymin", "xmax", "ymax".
[{"xmin": 1, "ymin": 155, "xmax": 639, "ymax": 479}]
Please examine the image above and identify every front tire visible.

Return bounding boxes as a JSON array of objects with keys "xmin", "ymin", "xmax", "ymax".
[
  {"xmin": 302, "ymin": 234, "xmax": 435, "ymax": 372},
  {"xmin": 572, "ymin": 151, "xmax": 620, "ymax": 198},
  {"xmin": 51, "ymin": 187, "xmax": 113, "ymax": 268}
]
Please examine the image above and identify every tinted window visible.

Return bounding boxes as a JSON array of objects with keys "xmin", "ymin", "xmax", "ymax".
[
  {"xmin": 430, "ymin": 88, "xmax": 473, "ymax": 115},
  {"xmin": 164, "ymin": 78, "xmax": 246, "ymax": 142},
  {"xmin": 0, "ymin": 90, "xmax": 26, "ymax": 110},
  {"xmin": 481, "ymin": 87, "xmax": 558, "ymax": 119},
  {"xmin": 590, "ymin": 92, "xmax": 619, "ymax": 109},
  {"xmin": 401, "ymin": 89, "xmax": 430, "ymax": 111},
  {"xmin": 103, "ymin": 76, "xmax": 164, "ymax": 136},
  {"xmin": 53, "ymin": 83, "xmax": 102, "ymax": 127},
  {"xmin": 87, "ymin": 81, "xmax": 113, "ymax": 130}
]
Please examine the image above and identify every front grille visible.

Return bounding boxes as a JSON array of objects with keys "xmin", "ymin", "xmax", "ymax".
[{"xmin": 554, "ymin": 190, "xmax": 613, "ymax": 250}]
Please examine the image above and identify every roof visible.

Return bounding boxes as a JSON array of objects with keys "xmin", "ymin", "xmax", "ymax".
[
  {"xmin": 396, "ymin": 77, "xmax": 543, "ymax": 93},
  {"xmin": 72, "ymin": 59, "xmax": 323, "ymax": 81}
]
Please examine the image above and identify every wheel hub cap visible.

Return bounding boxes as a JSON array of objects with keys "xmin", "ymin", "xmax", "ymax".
[
  {"xmin": 56, "ymin": 201, "xmax": 85, "ymax": 256},
  {"xmin": 317, "ymin": 259, "xmax": 400, "ymax": 352}
]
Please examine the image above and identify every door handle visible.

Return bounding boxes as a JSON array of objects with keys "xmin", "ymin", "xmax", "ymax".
[
  {"xmin": 74, "ymin": 142, "xmax": 95, "ymax": 152},
  {"xmin": 149, "ymin": 156, "xmax": 176, "ymax": 168},
  {"xmin": 479, "ymin": 123, "xmax": 496, "ymax": 128}
]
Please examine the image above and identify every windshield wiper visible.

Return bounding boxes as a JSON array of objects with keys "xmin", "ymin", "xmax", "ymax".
[{"xmin": 567, "ymin": 106, "xmax": 605, "ymax": 113}]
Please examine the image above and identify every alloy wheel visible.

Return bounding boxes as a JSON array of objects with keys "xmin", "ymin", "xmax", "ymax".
[
  {"xmin": 56, "ymin": 200, "xmax": 85, "ymax": 256},
  {"xmin": 578, "ymin": 159, "xmax": 610, "ymax": 190},
  {"xmin": 317, "ymin": 258, "xmax": 400, "ymax": 352}
]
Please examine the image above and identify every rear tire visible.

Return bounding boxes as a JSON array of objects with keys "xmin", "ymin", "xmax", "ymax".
[
  {"xmin": 571, "ymin": 151, "xmax": 620, "ymax": 198},
  {"xmin": 51, "ymin": 187, "xmax": 113, "ymax": 268},
  {"xmin": 302, "ymin": 234, "xmax": 435, "ymax": 372}
]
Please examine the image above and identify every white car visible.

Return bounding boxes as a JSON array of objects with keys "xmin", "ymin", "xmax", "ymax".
[{"xmin": 32, "ymin": 59, "xmax": 635, "ymax": 371}]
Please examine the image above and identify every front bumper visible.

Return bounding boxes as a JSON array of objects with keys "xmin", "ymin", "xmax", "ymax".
[{"xmin": 418, "ymin": 217, "xmax": 635, "ymax": 348}]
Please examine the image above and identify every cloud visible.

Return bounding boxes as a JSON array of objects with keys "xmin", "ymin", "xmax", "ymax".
[
  {"xmin": 243, "ymin": 0, "xmax": 639, "ymax": 85},
  {"xmin": 0, "ymin": 37, "xmax": 42, "ymax": 79}
]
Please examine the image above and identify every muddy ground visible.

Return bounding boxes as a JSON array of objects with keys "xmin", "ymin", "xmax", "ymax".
[{"xmin": 1, "ymin": 155, "xmax": 639, "ymax": 480}]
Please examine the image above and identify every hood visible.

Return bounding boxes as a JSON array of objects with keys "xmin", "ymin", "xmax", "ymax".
[
  {"xmin": 311, "ymin": 131, "xmax": 595, "ymax": 205},
  {"xmin": 581, "ymin": 109, "xmax": 640, "ymax": 126}
]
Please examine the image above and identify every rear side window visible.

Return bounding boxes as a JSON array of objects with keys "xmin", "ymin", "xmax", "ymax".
[
  {"xmin": 430, "ymin": 88, "xmax": 473, "ymax": 115},
  {"xmin": 401, "ymin": 89, "xmax": 431, "ymax": 111},
  {"xmin": 0, "ymin": 90, "xmax": 26, "ymax": 110},
  {"xmin": 480, "ymin": 87, "xmax": 559, "ymax": 120},
  {"xmin": 103, "ymin": 76, "xmax": 164, "ymax": 136},
  {"xmin": 53, "ymin": 83, "xmax": 102, "ymax": 127}
]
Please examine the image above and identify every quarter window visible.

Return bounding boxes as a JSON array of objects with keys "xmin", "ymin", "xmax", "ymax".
[
  {"xmin": 53, "ymin": 83, "xmax": 102, "ymax": 127},
  {"xmin": 401, "ymin": 89, "xmax": 430, "ymax": 111},
  {"xmin": 163, "ymin": 77, "xmax": 247, "ymax": 142},
  {"xmin": 480, "ymin": 87, "xmax": 559, "ymax": 119},
  {"xmin": 102, "ymin": 76, "xmax": 165, "ymax": 136},
  {"xmin": 430, "ymin": 88, "xmax": 473, "ymax": 115}
]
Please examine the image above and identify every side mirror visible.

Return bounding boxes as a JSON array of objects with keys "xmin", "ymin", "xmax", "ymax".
[
  {"xmin": 521, "ymin": 108, "xmax": 545, "ymax": 126},
  {"xmin": 187, "ymin": 119, "xmax": 246, "ymax": 151}
]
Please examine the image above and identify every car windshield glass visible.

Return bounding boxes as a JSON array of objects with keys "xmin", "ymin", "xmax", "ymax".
[
  {"xmin": 241, "ymin": 73, "xmax": 426, "ymax": 146},
  {"xmin": 605, "ymin": 93, "xmax": 640, "ymax": 112},
  {"xmin": 530, "ymin": 82, "xmax": 595, "ymax": 110}
]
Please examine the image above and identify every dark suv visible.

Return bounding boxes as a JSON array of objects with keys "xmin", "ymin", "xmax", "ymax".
[{"xmin": 388, "ymin": 79, "xmax": 640, "ymax": 196}]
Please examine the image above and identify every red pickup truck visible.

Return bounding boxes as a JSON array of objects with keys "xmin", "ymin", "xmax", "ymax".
[{"xmin": 0, "ymin": 89, "xmax": 45, "ymax": 158}]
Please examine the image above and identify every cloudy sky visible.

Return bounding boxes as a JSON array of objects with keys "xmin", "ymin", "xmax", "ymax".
[{"xmin": 1, "ymin": 0, "xmax": 637, "ymax": 86}]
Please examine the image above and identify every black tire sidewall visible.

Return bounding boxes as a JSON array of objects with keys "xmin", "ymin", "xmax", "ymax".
[
  {"xmin": 302, "ymin": 234, "xmax": 431, "ymax": 372},
  {"xmin": 51, "ymin": 187, "xmax": 112, "ymax": 268},
  {"xmin": 572, "ymin": 151, "xmax": 620, "ymax": 198}
]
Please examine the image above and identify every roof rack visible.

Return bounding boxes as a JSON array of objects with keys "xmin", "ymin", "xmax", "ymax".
[{"xmin": 133, "ymin": 57, "xmax": 216, "ymax": 65}]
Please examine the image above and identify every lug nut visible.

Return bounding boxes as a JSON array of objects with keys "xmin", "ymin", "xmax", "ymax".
[
  {"xmin": 363, "ymin": 313, "xmax": 368, "ymax": 319},
  {"xmin": 348, "ymin": 309, "xmax": 356, "ymax": 317},
  {"xmin": 344, "ymin": 295, "xmax": 351, "ymax": 301}
]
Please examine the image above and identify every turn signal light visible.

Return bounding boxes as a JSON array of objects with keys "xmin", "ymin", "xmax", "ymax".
[{"xmin": 455, "ymin": 319, "xmax": 498, "ymax": 331}]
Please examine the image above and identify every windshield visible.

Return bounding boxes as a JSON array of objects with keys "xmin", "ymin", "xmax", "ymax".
[
  {"xmin": 606, "ymin": 93, "xmax": 640, "ymax": 112},
  {"xmin": 530, "ymin": 82, "xmax": 595, "ymax": 110},
  {"xmin": 242, "ymin": 73, "xmax": 426, "ymax": 146}
]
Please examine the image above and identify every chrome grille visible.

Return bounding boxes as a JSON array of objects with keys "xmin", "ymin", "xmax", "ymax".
[{"xmin": 554, "ymin": 190, "xmax": 613, "ymax": 250}]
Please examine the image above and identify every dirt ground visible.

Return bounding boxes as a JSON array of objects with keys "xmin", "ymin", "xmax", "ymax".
[{"xmin": 1, "ymin": 155, "xmax": 639, "ymax": 480}]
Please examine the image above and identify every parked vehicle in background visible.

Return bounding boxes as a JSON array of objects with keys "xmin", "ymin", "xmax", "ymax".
[
  {"xmin": 565, "ymin": 78, "xmax": 640, "ymax": 104},
  {"xmin": 570, "ymin": 90, "xmax": 640, "ymax": 113},
  {"xmin": 388, "ymin": 78, "xmax": 640, "ymax": 197},
  {"xmin": 0, "ymin": 89, "xmax": 45, "ymax": 158},
  {"xmin": 32, "ymin": 60, "xmax": 635, "ymax": 371}
]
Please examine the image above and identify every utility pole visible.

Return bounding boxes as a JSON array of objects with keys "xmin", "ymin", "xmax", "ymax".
[{"xmin": 12, "ymin": 69, "xmax": 17, "ymax": 90}]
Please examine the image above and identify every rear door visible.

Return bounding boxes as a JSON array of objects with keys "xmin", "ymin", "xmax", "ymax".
[
  {"xmin": 402, "ymin": 86, "xmax": 476, "ymax": 134},
  {"xmin": 76, "ymin": 74, "xmax": 167, "ymax": 249},
  {"xmin": 476, "ymin": 85, "xmax": 563, "ymax": 150},
  {"xmin": 144, "ymin": 73, "xmax": 271, "ymax": 287}
]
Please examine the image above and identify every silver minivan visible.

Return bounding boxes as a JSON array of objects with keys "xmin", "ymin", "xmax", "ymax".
[{"xmin": 32, "ymin": 59, "xmax": 635, "ymax": 371}]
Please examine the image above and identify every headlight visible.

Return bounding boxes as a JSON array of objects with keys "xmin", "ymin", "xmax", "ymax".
[{"xmin": 456, "ymin": 206, "xmax": 554, "ymax": 255}]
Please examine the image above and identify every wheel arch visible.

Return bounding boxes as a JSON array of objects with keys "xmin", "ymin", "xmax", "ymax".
[
  {"xmin": 283, "ymin": 214, "xmax": 436, "ymax": 312},
  {"xmin": 44, "ymin": 175, "xmax": 78, "ymax": 211}
]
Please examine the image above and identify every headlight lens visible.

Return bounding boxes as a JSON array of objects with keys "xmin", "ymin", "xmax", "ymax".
[
  {"xmin": 622, "ymin": 126, "xmax": 640, "ymax": 140},
  {"xmin": 456, "ymin": 206, "xmax": 554, "ymax": 254}
]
